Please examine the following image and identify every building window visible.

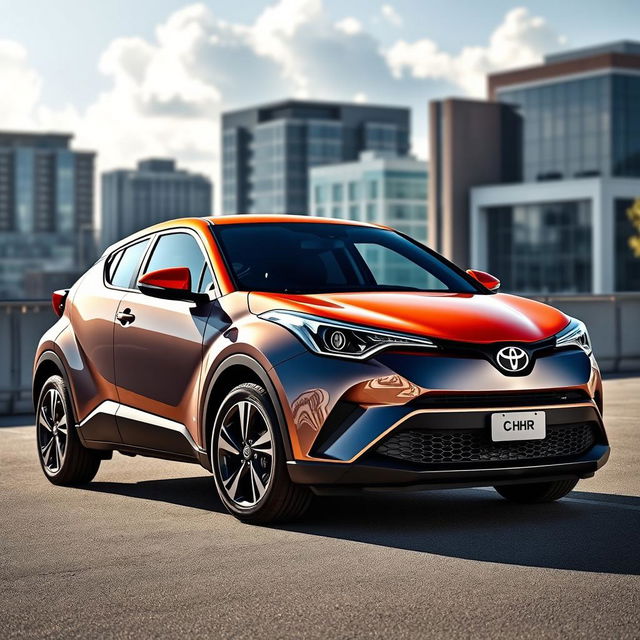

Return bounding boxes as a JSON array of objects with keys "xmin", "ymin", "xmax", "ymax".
[
  {"xmin": 497, "ymin": 73, "xmax": 640, "ymax": 181},
  {"xmin": 348, "ymin": 205, "xmax": 360, "ymax": 221},
  {"xmin": 348, "ymin": 181, "xmax": 359, "ymax": 201},
  {"xmin": 390, "ymin": 204, "xmax": 409, "ymax": 220},
  {"xmin": 331, "ymin": 206, "xmax": 342, "ymax": 219},
  {"xmin": 363, "ymin": 122, "xmax": 407, "ymax": 153},
  {"xmin": 486, "ymin": 200, "xmax": 592, "ymax": 294},
  {"xmin": 367, "ymin": 180, "xmax": 378, "ymax": 200},
  {"xmin": 366, "ymin": 203, "xmax": 377, "ymax": 222},
  {"xmin": 315, "ymin": 184, "xmax": 327, "ymax": 204},
  {"xmin": 332, "ymin": 183, "xmax": 343, "ymax": 202},
  {"xmin": 385, "ymin": 175, "xmax": 427, "ymax": 199}
]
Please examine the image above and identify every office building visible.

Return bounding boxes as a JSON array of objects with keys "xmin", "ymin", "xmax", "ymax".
[
  {"xmin": 101, "ymin": 159, "xmax": 212, "ymax": 248},
  {"xmin": 430, "ymin": 41, "xmax": 640, "ymax": 293},
  {"xmin": 222, "ymin": 99, "xmax": 410, "ymax": 215},
  {"xmin": 0, "ymin": 131, "xmax": 95, "ymax": 299}
]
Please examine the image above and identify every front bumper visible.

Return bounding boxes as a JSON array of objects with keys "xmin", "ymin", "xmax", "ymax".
[
  {"xmin": 272, "ymin": 342, "xmax": 608, "ymax": 491},
  {"xmin": 286, "ymin": 400, "xmax": 609, "ymax": 492},
  {"xmin": 288, "ymin": 446, "xmax": 610, "ymax": 494}
]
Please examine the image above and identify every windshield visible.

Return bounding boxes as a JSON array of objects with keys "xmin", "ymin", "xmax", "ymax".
[{"xmin": 213, "ymin": 222, "xmax": 482, "ymax": 295}]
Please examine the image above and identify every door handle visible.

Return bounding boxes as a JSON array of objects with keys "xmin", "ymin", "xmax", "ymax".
[{"xmin": 116, "ymin": 308, "xmax": 136, "ymax": 326}]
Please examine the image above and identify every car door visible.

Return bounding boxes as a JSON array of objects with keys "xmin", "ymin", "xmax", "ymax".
[
  {"xmin": 113, "ymin": 229, "xmax": 216, "ymax": 456},
  {"xmin": 71, "ymin": 236, "xmax": 151, "ymax": 443}
]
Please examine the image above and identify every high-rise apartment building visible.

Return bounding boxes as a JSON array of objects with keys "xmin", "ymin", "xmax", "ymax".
[
  {"xmin": 430, "ymin": 41, "xmax": 640, "ymax": 294},
  {"xmin": 101, "ymin": 159, "xmax": 212, "ymax": 248},
  {"xmin": 0, "ymin": 131, "xmax": 95, "ymax": 299},
  {"xmin": 222, "ymin": 99, "xmax": 410, "ymax": 215}
]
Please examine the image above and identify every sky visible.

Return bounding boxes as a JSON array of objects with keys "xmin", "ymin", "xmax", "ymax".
[{"xmin": 1, "ymin": 0, "xmax": 639, "ymax": 213}]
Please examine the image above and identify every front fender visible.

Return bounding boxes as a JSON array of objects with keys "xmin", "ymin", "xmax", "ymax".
[{"xmin": 198, "ymin": 292, "xmax": 307, "ymax": 455}]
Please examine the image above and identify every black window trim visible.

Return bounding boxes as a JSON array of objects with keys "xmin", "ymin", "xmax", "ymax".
[
  {"xmin": 103, "ymin": 226, "xmax": 221, "ymax": 298},
  {"xmin": 103, "ymin": 235, "xmax": 154, "ymax": 293}
]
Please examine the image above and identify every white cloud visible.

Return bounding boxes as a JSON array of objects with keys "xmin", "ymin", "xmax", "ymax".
[
  {"xmin": 250, "ymin": 0, "xmax": 323, "ymax": 94},
  {"xmin": 381, "ymin": 4, "xmax": 403, "ymax": 27},
  {"xmin": 335, "ymin": 17, "xmax": 363, "ymax": 35},
  {"xmin": 386, "ymin": 7, "xmax": 566, "ymax": 96},
  {"xmin": 0, "ymin": 3, "xmax": 568, "ymax": 216},
  {"xmin": 0, "ymin": 40, "xmax": 42, "ymax": 128}
]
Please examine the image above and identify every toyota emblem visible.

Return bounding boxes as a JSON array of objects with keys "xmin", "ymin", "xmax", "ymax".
[{"xmin": 496, "ymin": 346, "xmax": 529, "ymax": 373}]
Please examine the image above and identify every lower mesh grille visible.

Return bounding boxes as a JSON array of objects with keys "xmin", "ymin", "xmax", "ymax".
[{"xmin": 376, "ymin": 423, "xmax": 596, "ymax": 466}]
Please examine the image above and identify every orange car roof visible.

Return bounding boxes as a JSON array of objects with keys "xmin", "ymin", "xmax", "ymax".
[
  {"xmin": 103, "ymin": 214, "xmax": 390, "ymax": 256},
  {"xmin": 205, "ymin": 214, "xmax": 385, "ymax": 228}
]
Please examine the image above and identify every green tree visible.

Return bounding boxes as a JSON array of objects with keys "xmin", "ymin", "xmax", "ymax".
[{"xmin": 628, "ymin": 198, "xmax": 640, "ymax": 258}]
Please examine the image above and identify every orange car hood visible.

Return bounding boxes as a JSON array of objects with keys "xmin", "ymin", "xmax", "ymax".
[{"xmin": 249, "ymin": 291, "xmax": 570, "ymax": 344}]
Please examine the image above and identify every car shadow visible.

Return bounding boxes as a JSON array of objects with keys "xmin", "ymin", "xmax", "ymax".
[
  {"xmin": 85, "ymin": 476, "xmax": 228, "ymax": 514},
  {"xmin": 83, "ymin": 477, "xmax": 640, "ymax": 575},
  {"xmin": 290, "ymin": 489, "xmax": 640, "ymax": 575}
]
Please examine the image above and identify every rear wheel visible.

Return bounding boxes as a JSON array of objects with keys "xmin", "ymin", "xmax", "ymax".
[
  {"xmin": 210, "ymin": 382, "xmax": 311, "ymax": 524},
  {"xmin": 494, "ymin": 479, "xmax": 578, "ymax": 503},
  {"xmin": 36, "ymin": 375, "xmax": 101, "ymax": 485}
]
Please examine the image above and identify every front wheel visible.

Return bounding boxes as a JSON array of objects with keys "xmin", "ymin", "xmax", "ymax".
[
  {"xmin": 36, "ymin": 375, "xmax": 101, "ymax": 485},
  {"xmin": 494, "ymin": 479, "xmax": 578, "ymax": 503},
  {"xmin": 210, "ymin": 382, "xmax": 311, "ymax": 524}
]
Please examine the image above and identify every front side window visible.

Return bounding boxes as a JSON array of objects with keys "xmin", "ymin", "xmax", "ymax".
[
  {"xmin": 142, "ymin": 232, "xmax": 211, "ymax": 293},
  {"xmin": 199, "ymin": 264, "xmax": 216, "ymax": 293},
  {"xmin": 108, "ymin": 238, "xmax": 150, "ymax": 289},
  {"xmin": 213, "ymin": 222, "xmax": 481, "ymax": 295}
]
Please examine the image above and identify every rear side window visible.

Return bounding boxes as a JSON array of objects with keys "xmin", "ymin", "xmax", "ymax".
[
  {"xmin": 142, "ymin": 232, "xmax": 210, "ymax": 293},
  {"xmin": 108, "ymin": 239, "xmax": 150, "ymax": 289}
]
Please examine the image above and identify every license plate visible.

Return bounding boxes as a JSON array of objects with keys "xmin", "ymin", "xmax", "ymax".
[{"xmin": 491, "ymin": 411, "xmax": 546, "ymax": 442}]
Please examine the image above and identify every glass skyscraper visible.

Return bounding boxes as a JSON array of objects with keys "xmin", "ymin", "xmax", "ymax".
[
  {"xmin": 222, "ymin": 100, "xmax": 409, "ymax": 215},
  {"xmin": 0, "ymin": 132, "xmax": 95, "ymax": 299}
]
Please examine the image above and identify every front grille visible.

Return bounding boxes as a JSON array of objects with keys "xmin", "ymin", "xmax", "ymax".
[
  {"xmin": 408, "ymin": 389, "xmax": 590, "ymax": 410},
  {"xmin": 376, "ymin": 423, "xmax": 596, "ymax": 467}
]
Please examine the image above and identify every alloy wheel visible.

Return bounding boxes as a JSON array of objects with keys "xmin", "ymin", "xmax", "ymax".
[
  {"xmin": 38, "ymin": 388, "xmax": 68, "ymax": 475},
  {"xmin": 216, "ymin": 400, "xmax": 274, "ymax": 508}
]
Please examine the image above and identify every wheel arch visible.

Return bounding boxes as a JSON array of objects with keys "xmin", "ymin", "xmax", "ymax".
[
  {"xmin": 32, "ymin": 351, "xmax": 71, "ymax": 412},
  {"xmin": 201, "ymin": 354, "xmax": 293, "ymax": 460}
]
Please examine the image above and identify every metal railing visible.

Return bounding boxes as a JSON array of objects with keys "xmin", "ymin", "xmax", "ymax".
[
  {"xmin": 1, "ymin": 294, "xmax": 639, "ymax": 415},
  {"xmin": 1, "ymin": 301, "xmax": 56, "ymax": 415}
]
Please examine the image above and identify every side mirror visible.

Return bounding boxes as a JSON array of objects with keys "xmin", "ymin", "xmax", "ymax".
[
  {"xmin": 466, "ymin": 269, "xmax": 500, "ymax": 291},
  {"xmin": 138, "ymin": 267, "xmax": 208, "ymax": 305}
]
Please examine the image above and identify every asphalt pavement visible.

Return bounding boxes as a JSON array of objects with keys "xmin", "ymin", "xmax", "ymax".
[{"xmin": 1, "ymin": 375, "xmax": 639, "ymax": 639}]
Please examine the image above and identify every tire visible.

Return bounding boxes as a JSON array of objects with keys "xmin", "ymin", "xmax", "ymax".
[
  {"xmin": 36, "ymin": 375, "xmax": 101, "ymax": 485},
  {"xmin": 210, "ymin": 382, "xmax": 311, "ymax": 524},
  {"xmin": 494, "ymin": 479, "xmax": 579, "ymax": 503}
]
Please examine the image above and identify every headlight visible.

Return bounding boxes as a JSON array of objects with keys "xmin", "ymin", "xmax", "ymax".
[
  {"xmin": 555, "ymin": 318, "xmax": 592, "ymax": 355},
  {"xmin": 259, "ymin": 309, "xmax": 437, "ymax": 359}
]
